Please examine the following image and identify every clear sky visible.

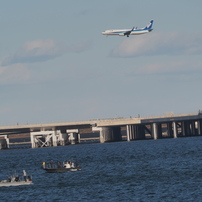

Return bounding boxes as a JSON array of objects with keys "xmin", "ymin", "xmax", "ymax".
[{"xmin": 1, "ymin": 0, "xmax": 202, "ymax": 126}]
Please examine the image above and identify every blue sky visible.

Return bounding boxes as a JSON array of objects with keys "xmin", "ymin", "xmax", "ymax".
[{"xmin": 1, "ymin": 0, "xmax": 202, "ymax": 125}]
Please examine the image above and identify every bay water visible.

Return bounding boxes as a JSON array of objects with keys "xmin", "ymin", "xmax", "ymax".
[{"xmin": 0, "ymin": 137, "xmax": 202, "ymax": 201}]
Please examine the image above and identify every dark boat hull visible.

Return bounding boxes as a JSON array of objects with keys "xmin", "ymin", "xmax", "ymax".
[{"xmin": 43, "ymin": 167, "xmax": 82, "ymax": 173}]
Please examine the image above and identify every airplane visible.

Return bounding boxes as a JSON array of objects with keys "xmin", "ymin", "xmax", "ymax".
[{"xmin": 102, "ymin": 20, "xmax": 154, "ymax": 37}]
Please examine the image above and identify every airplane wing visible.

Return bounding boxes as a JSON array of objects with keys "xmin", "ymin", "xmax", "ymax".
[{"xmin": 123, "ymin": 27, "xmax": 135, "ymax": 37}]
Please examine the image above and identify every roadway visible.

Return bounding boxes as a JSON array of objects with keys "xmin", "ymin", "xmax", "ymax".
[{"xmin": 0, "ymin": 113, "xmax": 200, "ymax": 136}]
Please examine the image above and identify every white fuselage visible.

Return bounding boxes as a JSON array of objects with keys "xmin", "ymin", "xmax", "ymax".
[
  {"xmin": 102, "ymin": 20, "xmax": 154, "ymax": 37},
  {"xmin": 102, "ymin": 29, "xmax": 152, "ymax": 36}
]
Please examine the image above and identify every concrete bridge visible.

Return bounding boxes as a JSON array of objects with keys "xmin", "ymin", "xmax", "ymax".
[{"xmin": 0, "ymin": 112, "xmax": 202, "ymax": 149}]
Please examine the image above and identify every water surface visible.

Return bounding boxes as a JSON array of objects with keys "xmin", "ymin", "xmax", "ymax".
[{"xmin": 0, "ymin": 137, "xmax": 202, "ymax": 201}]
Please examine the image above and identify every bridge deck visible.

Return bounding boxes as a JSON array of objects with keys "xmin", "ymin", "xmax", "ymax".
[{"xmin": 0, "ymin": 113, "xmax": 201, "ymax": 136}]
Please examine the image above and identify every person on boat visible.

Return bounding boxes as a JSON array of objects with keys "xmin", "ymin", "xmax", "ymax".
[
  {"xmin": 42, "ymin": 161, "xmax": 46, "ymax": 169},
  {"xmin": 27, "ymin": 175, "xmax": 32, "ymax": 182},
  {"xmin": 23, "ymin": 170, "xmax": 27, "ymax": 182},
  {"xmin": 64, "ymin": 161, "xmax": 71, "ymax": 168},
  {"xmin": 15, "ymin": 176, "xmax": 20, "ymax": 182},
  {"xmin": 8, "ymin": 175, "xmax": 11, "ymax": 182},
  {"xmin": 71, "ymin": 162, "xmax": 75, "ymax": 168},
  {"xmin": 57, "ymin": 161, "xmax": 62, "ymax": 168},
  {"xmin": 50, "ymin": 160, "xmax": 54, "ymax": 168}
]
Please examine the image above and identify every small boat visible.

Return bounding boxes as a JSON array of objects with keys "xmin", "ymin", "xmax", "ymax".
[
  {"xmin": 42, "ymin": 160, "xmax": 82, "ymax": 173},
  {"xmin": 43, "ymin": 167, "xmax": 82, "ymax": 173},
  {"xmin": 0, "ymin": 180, "xmax": 33, "ymax": 187},
  {"xmin": 0, "ymin": 170, "xmax": 33, "ymax": 187}
]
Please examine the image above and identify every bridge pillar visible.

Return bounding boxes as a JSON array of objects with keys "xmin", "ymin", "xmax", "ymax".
[
  {"xmin": 167, "ymin": 122, "xmax": 173, "ymax": 137},
  {"xmin": 30, "ymin": 130, "xmax": 58, "ymax": 148},
  {"xmin": 92, "ymin": 126, "xmax": 121, "ymax": 143},
  {"xmin": 182, "ymin": 121, "xmax": 192, "ymax": 136},
  {"xmin": 126, "ymin": 124, "xmax": 145, "ymax": 141},
  {"xmin": 197, "ymin": 120, "xmax": 202, "ymax": 135},
  {"xmin": 190, "ymin": 121, "xmax": 194, "ymax": 136},
  {"xmin": 173, "ymin": 122, "xmax": 178, "ymax": 138},
  {"xmin": 56, "ymin": 129, "xmax": 79, "ymax": 145},
  {"xmin": 52, "ymin": 130, "xmax": 57, "ymax": 147},
  {"xmin": 66, "ymin": 129, "xmax": 79, "ymax": 145},
  {"xmin": 126, "ymin": 125, "xmax": 134, "ymax": 141},
  {"xmin": 182, "ymin": 121, "xmax": 187, "ymax": 136},
  {"xmin": 57, "ymin": 130, "xmax": 68, "ymax": 146},
  {"xmin": 5, "ymin": 135, "xmax": 9, "ymax": 148},
  {"xmin": 0, "ymin": 135, "xmax": 9, "ymax": 149},
  {"xmin": 151, "ymin": 123, "xmax": 162, "ymax": 139},
  {"xmin": 194, "ymin": 121, "xmax": 198, "ymax": 135},
  {"xmin": 152, "ymin": 123, "xmax": 158, "ymax": 140},
  {"xmin": 181, "ymin": 122, "xmax": 185, "ymax": 136}
]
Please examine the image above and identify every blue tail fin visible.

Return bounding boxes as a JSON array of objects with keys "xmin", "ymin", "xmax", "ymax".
[{"xmin": 145, "ymin": 20, "xmax": 154, "ymax": 29}]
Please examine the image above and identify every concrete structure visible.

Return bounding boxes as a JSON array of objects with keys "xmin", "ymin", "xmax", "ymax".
[
  {"xmin": 92, "ymin": 126, "xmax": 122, "ymax": 143},
  {"xmin": 1, "ymin": 113, "xmax": 202, "ymax": 149},
  {"xmin": 30, "ymin": 129, "xmax": 80, "ymax": 148},
  {"xmin": 0, "ymin": 136, "xmax": 9, "ymax": 149},
  {"xmin": 0, "ymin": 135, "xmax": 9, "ymax": 149}
]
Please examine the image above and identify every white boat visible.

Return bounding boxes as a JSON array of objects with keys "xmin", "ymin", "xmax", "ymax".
[
  {"xmin": 0, "ymin": 180, "xmax": 33, "ymax": 187},
  {"xmin": 0, "ymin": 170, "xmax": 33, "ymax": 187}
]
